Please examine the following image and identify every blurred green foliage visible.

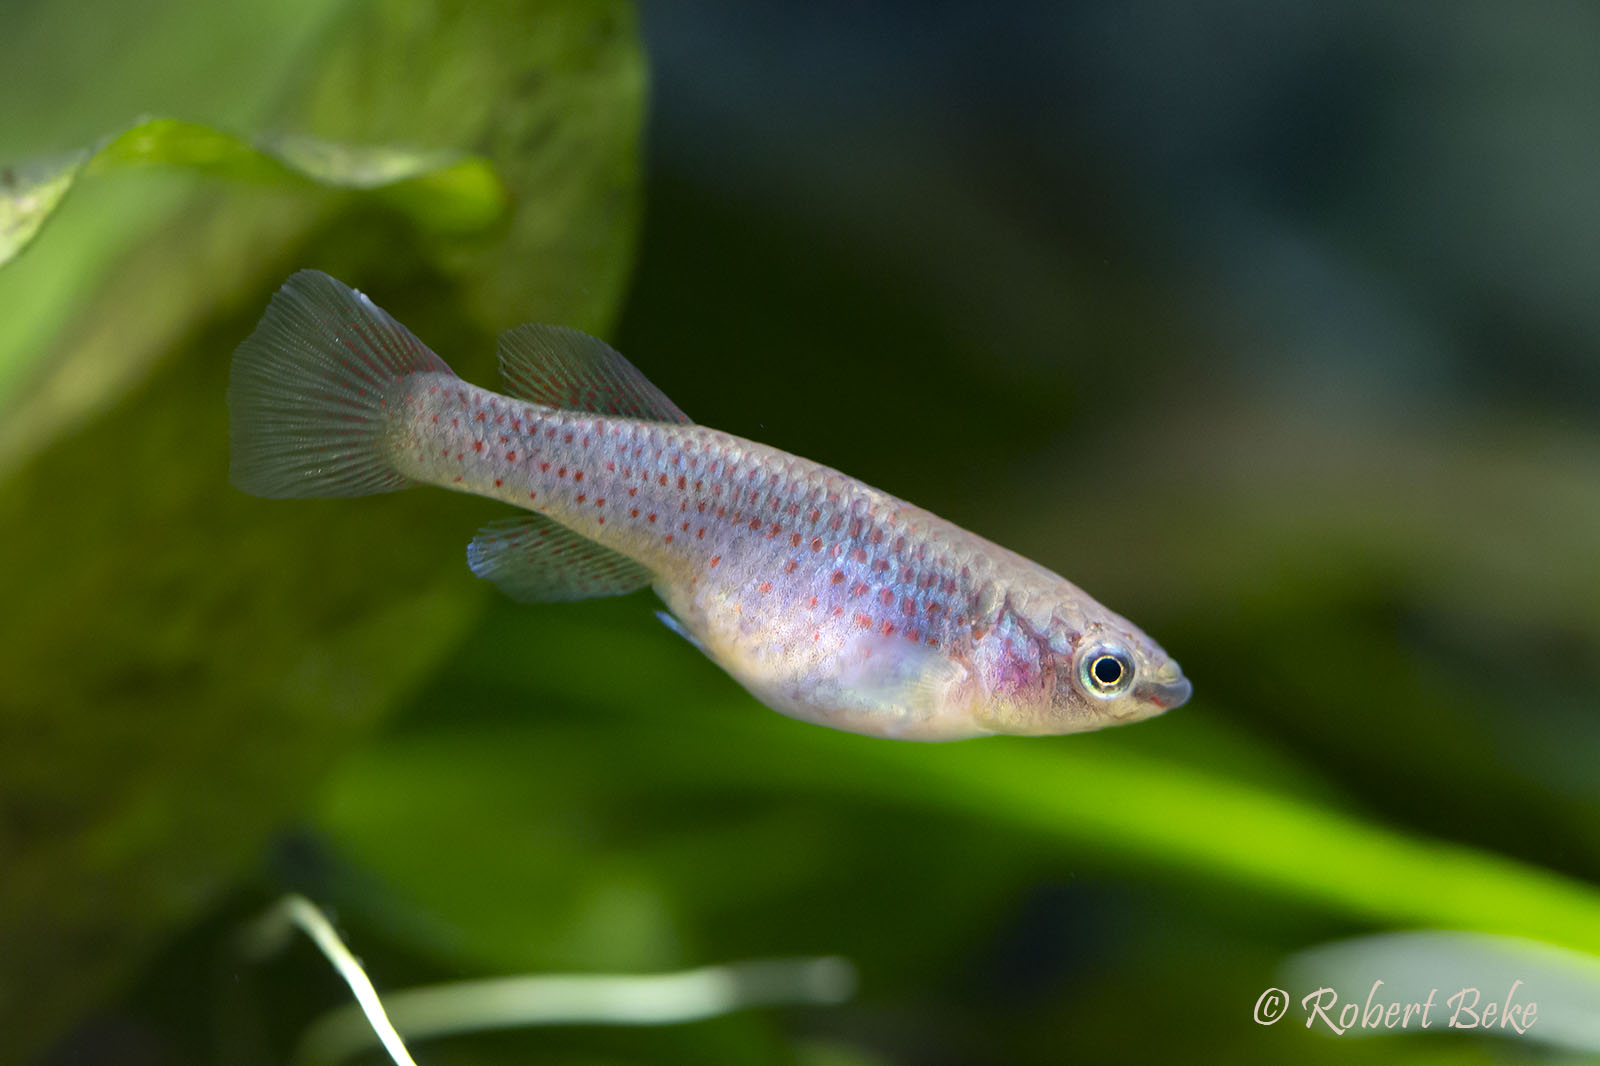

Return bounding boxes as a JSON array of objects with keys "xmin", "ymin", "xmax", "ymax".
[
  {"xmin": 0, "ymin": 0, "xmax": 640, "ymax": 1059},
  {"xmin": 3, "ymin": 2, "xmax": 1599, "ymax": 1065}
]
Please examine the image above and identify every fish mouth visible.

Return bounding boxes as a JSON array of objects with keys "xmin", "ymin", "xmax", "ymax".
[{"xmin": 1136, "ymin": 666, "xmax": 1192, "ymax": 712}]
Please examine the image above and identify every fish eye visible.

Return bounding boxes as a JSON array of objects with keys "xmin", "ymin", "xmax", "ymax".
[{"xmin": 1079, "ymin": 644, "xmax": 1134, "ymax": 699}]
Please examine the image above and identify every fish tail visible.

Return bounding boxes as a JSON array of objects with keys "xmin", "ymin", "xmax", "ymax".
[{"xmin": 227, "ymin": 269, "xmax": 454, "ymax": 498}]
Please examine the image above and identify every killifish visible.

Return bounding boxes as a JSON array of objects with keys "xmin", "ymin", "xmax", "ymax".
[{"xmin": 228, "ymin": 271, "xmax": 1190, "ymax": 740}]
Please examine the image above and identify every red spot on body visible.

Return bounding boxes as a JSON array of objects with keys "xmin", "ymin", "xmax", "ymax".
[
  {"xmin": 475, "ymin": 411, "xmax": 486, "ymax": 422},
  {"xmin": 829, "ymin": 515, "xmax": 843, "ymax": 531},
  {"xmin": 880, "ymin": 621, "xmax": 896, "ymax": 636},
  {"xmin": 811, "ymin": 537, "xmax": 823, "ymax": 552},
  {"xmin": 758, "ymin": 581, "xmax": 772, "ymax": 594},
  {"xmin": 871, "ymin": 528, "xmax": 884, "ymax": 544},
  {"xmin": 506, "ymin": 451, "xmax": 517, "ymax": 461},
  {"xmin": 710, "ymin": 555, "xmax": 721, "ymax": 567},
  {"xmin": 499, "ymin": 435, "xmax": 509, "ymax": 444},
  {"xmin": 473, "ymin": 441, "xmax": 484, "ymax": 452},
  {"xmin": 831, "ymin": 570, "xmax": 845, "ymax": 585},
  {"xmin": 852, "ymin": 548, "xmax": 868, "ymax": 563},
  {"xmin": 768, "ymin": 523, "xmax": 782, "ymax": 538},
  {"xmin": 808, "ymin": 508, "xmax": 820, "ymax": 523},
  {"xmin": 784, "ymin": 559, "xmax": 798, "ymax": 573},
  {"xmin": 873, "ymin": 559, "xmax": 889, "ymax": 572},
  {"xmin": 430, "ymin": 414, "xmax": 438, "ymax": 423},
  {"xmin": 665, "ymin": 534, "xmax": 674, "ymax": 543},
  {"xmin": 659, "ymin": 474, "xmax": 668, "ymax": 486},
  {"xmin": 855, "ymin": 613, "xmax": 873, "ymax": 629},
  {"xmin": 631, "ymin": 509, "xmax": 639, "ymax": 518},
  {"xmin": 529, "ymin": 492, "xmax": 537, "ymax": 500},
  {"xmin": 832, "ymin": 605, "xmax": 844, "ymax": 617},
  {"xmin": 807, "ymin": 595, "xmax": 818, "ymax": 609},
  {"xmin": 629, "ymin": 487, "xmax": 638, "ymax": 497},
  {"xmin": 790, "ymin": 532, "xmax": 802, "ymax": 547},
  {"xmin": 648, "ymin": 513, "xmax": 658, "ymax": 523},
  {"xmin": 606, "ymin": 461, "xmax": 616, "ymax": 472},
  {"xmin": 576, "ymin": 494, "xmax": 586, "ymax": 503},
  {"xmin": 879, "ymin": 588, "xmax": 894, "ymax": 606},
  {"xmin": 677, "ymin": 476, "xmax": 687, "ymax": 490},
  {"xmin": 540, "ymin": 462, "xmax": 550, "ymax": 472},
  {"xmin": 749, "ymin": 517, "xmax": 761, "ymax": 531},
  {"xmin": 596, "ymin": 498, "xmax": 606, "ymax": 506},
  {"xmin": 494, "ymin": 479, "xmax": 503, "ymax": 487},
  {"xmin": 574, "ymin": 471, "xmax": 584, "ymax": 482},
  {"xmin": 851, "ymin": 582, "xmax": 868, "ymax": 597}
]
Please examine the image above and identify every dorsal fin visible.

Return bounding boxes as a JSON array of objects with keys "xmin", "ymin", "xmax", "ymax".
[
  {"xmin": 466, "ymin": 514, "xmax": 653, "ymax": 603},
  {"xmin": 497, "ymin": 324, "xmax": 691, "ymax": 423}
]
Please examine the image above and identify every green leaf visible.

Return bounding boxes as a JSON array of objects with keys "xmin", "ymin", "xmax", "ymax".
[
  {"xmin": 0, "ymin": 115, "xmax": 507, "ymax": 269},
  {"xmin": 0, "ymin": 1, "xmax": 644, "ymax": 1059}
]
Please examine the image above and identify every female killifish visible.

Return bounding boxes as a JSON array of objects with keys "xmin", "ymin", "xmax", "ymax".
[{"xmin": 229, "ymin": 271, "xmax": 1190, "ymax": 740}]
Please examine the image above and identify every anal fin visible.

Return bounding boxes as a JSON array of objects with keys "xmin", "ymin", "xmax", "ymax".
[{"xmin": 467, "ymin": 515, "xmax": 652, "ymax": 603}]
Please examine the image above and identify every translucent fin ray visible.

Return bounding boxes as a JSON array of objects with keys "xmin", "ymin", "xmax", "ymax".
[
  {"xmin": 467, "ymin": 514, "xmax": 653, "ymax": 602},
  {"xmin": 227, "ymin": 270, "xmax": 454, "ymax": 498},
  {"xmin": 496, "ymin": 325, "xmax": 691, "ymax": 423}
]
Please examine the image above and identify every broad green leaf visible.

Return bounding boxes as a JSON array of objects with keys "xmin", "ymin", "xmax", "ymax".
[
  {"xmin": 0, "ymin": 116, "xmax": 507, "ymax": 270},
  {"xmin": 0, "ymin": 1, "xmax": 644, "ymax": 1059}
]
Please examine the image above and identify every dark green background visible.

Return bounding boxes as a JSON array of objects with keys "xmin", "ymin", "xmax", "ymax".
[{"xmin": 3, "ymin": 2, "xmax": 1598, "ymax": 1064}]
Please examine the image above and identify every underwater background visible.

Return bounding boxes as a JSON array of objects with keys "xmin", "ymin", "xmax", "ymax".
[{"xmin": 3, "ymin": 1, "xmax": 1599, "ymax": 1063}]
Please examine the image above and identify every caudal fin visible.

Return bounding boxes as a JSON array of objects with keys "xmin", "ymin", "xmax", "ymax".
[{"xmin": 227, "ymin": 269, "xmax": 454, "ymax": 498}]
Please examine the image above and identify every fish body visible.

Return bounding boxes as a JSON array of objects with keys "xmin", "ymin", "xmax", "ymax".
[{"xmin": 229, "ymin": 271, "xmax": 1190, "ymax": 740}]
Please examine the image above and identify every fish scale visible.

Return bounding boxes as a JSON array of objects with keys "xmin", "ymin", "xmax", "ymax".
[
  {"xmin": 395, "ymin": 378, "xmax": 982, "ymax": 648},
  {"xmin": 228, "ymin": 270, "xmax": 1190, "ymax": 740}
]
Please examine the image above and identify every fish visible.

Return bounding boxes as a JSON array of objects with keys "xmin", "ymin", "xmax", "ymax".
[{"xmin": 228, "ymin": 270, "xmax": 1190, "ymax": 740}]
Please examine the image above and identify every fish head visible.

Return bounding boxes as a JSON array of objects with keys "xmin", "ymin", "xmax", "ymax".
[
  {"xmin": 1051, "ymin": 620, "xmax": 1191, "ymax": 730},
  {"xmin": 973, "ymin": 597, "xmax": 1191, "ymax": 735}
]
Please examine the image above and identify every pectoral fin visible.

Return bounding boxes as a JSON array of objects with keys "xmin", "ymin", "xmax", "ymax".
[
  {"xmin": 831, "ymin": 632, "xmax": 973, "ymax": 734},
  {"xmin": 654, "ymin": 609, "xmax": 709, "ymax": 654}
]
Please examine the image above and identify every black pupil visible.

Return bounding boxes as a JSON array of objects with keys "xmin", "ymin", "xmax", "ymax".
[{"xmin": 1092, "ymin": 655, "xmax": 1124, "ymax": 687}]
